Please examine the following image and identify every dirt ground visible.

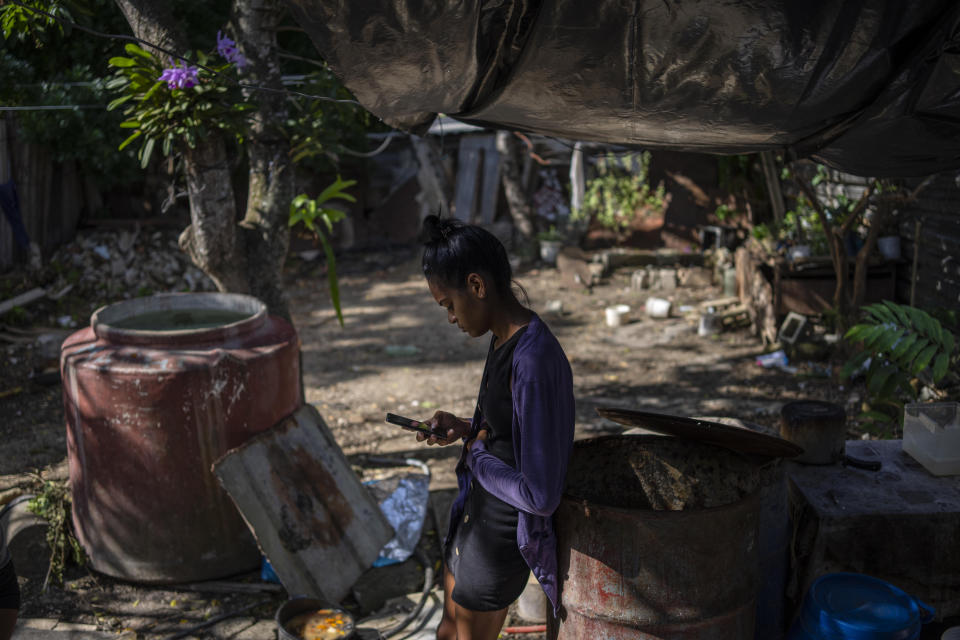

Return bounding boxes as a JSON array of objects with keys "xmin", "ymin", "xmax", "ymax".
[{"xmin": 0, "ymin": 243, "xmax": 853, "ymax": 638}]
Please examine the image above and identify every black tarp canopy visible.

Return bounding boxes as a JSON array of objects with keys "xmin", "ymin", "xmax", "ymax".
[{"xmin": 285, "ymin": 0, "xmax": 960, "ymax": 177}]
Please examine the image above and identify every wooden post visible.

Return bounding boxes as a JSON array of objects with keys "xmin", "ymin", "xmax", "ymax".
[
  {"xmin": 910, "ymin": 218, "xmax": 922, "ymax": 306},
  {"xmin": 760, "ymin": 151, "xmax": 785, "ymax": 227}
]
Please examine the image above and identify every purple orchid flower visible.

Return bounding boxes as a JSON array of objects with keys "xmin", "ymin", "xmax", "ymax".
[
  {"xmin": 216, "ymin": 31, "xmax": 247, "ymax": 69},
  {"xmin": 159, "ymin": 61, "xmax": 200, "ymax": 90}
]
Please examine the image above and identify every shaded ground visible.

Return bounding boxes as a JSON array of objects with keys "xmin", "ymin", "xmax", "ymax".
[{"xmin": 0, "ymin": 243, "xmax": 853, "ymax": 638}]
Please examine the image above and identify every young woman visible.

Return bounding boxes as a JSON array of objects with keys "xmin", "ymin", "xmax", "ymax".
[
  {"xmin": 414, "ymin": 215, "xmax": 575, "ymax": 640},
  {"xmin": 0, "ymin": 526, "xmax": 19, "ymax": 640}
]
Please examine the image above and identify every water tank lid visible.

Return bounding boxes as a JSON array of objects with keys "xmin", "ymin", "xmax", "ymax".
[
  {"xmin": 799, "ymin": 573, "xmax": 934, "ymax": 640},
  {"xmin": 596, "ymin": 407, "xmax": 803, "ymax": 458}
]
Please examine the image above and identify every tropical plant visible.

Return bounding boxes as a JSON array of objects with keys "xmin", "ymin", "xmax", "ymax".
[
  {"xmin": 573, "ymin": 151, "xmax": 666, "ymax": 240},
  {"xmin": 106, "ymin": 41, "xmax": 251, "ymax": 168},
  {"xmin": 786, "ymin": 161, "xmax": 934, "ymax": 330},
  {"xmin": 841, "ymin": 300, "xmax": 958, "ymax": 427},
  {"xmin": 27, "ymin": 477, "xmax": 86, "ymax": 590},
  {"xmin": 288, "ymin": 177, "xmax": 356, "ymax": 326},
  {"xmin": 535, "ymin": 225, "xmax": 563, "ymax": 242}
]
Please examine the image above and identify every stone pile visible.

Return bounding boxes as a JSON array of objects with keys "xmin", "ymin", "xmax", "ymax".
[{"xmin": 47, "ymin": 227, "xmax": 216, "ymax": 300}]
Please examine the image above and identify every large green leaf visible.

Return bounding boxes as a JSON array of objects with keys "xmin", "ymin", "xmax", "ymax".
[
  {"xmin": 873, "ymin": 327, "xmax": 903, "ymax": 356},
  {"xmin": 109, "ymin": 56, "xmax": 136, "ymax": 68},
  {"xmin": 868, "ymin": 303, "xmax": 896, "ymax": 325},
  {"xmin": 890, "ymin": 332, "xmax": 918, "ymax": 362},
  {"xmin": 883, "ymin": 300, "xmax": 911, "ymax": 327},
  {"xmin": 844, "ymin": 323, "xmax": 873, "ymax": 343},
  {"xmin": 315, "ymin": 229, "xmax": 344, "ymax": 328},
  {"xmin": 899, "ymin": 337, "xmax": 929, "ymax": 370},
  {"xmin": 139, "ymin": 137, "xmax": 155, "ymax": 168},
  {"xmin": 117, "ymin": 130, "xmax": 142, "ymax": 151},
  {"xmin": 860, "ymin": 324, "xmax": 889, "ymax": 351},
  {"xmin": 858, "ymin": 409, "xmax": 898, "ymax": 424},
  {"xmin": 943, "ymin": 330, "xmax": 956, "ymax": 358},
  {"xmin": 106, "ymin": 95, "xmax": 133, "ymax": 111},
  {"xmin": 912, "ymin": 344, "xmax": 939, "ymax": 376},
  {"xmin": 931, "ymin": 353, "xmax": 950, "ymax": 383},
  {"xmin": 124, "ymin": 43, "xmax": 155, "ymax": 60},
  {"xmin": 867, "ymin": 364, "xmax": 898, "ymax": 396},
  {"xmin": 841, "ymin": 350, "xmax": 871, "ymax": 380}
]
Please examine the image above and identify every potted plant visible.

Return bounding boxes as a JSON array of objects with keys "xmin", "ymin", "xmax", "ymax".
[{"xmin": 536, "ymin": 225, "xmax": 564, "ymax": 265}]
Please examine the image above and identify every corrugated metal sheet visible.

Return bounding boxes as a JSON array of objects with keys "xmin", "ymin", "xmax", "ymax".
[{"xmin": 212, "ymin": 404, "xmax": 393, "ymax": 604}]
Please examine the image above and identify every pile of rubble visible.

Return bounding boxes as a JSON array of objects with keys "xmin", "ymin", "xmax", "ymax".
[{"xmin": 47, "ymin": 226, "xmax": 216, "ymax": 301}]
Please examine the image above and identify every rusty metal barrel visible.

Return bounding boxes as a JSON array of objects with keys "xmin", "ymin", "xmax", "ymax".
[
  {"xmin": 61, "ymin": 293, "xmax": 300, "ymax": 583},
  {"xmin": 550, "ymin": 435, "xmax": 761, "ymax": 640}
]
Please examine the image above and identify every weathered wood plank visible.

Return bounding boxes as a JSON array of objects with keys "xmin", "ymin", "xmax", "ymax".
[
  {"xmin": 212, "ymin": 404, "xmax": 392, "ymax": 603},
  {"xmin": 453, "ymin": 139, "xmax": 482, "ymax": 222}
]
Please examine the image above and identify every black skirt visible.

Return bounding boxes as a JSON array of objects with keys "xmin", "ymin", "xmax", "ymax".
[
  {"xmin": 0, "ymin": 560, "xmax": 20, "ymax": 611},
  {"xmin": 445, "ymin": 480, "xmax": 529, "ymax": 611}
]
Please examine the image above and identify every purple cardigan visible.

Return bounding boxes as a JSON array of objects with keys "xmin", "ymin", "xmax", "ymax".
[{"xmin": 446, "ymin": 312, "xmax": 575, "ymax": 614}]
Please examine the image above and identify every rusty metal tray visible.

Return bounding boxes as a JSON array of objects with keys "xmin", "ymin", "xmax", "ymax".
[{"xmin": 596, "ymin": 407, "xmax": 803, "ymax": 458}]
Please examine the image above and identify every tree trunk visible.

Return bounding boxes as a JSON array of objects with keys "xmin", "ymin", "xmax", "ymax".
[
  {"xmin": 114, "ymin": 0, "xmax": 294, "ymax": 321},
  {"xmin": 179, "ymin": 140, "xmax": 247, "ymax": 293},
  {"xmin": 234, "ymin": 0, "xmax": 294, "ymax": 320},
  {"xmin": 495, "ymin": 131, "xmax": 536, "ymax": 252},
  {"xmin": 113, "ymin": 0, "xmax": 186, "ymax": 53}
]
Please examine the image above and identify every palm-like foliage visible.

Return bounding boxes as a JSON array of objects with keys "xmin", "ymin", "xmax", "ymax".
[{"xmin": 842, "ymin": 300, "xmax": 957, "ymax": 424}]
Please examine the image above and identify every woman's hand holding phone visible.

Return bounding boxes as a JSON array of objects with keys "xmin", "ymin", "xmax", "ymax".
[{"xmin": 418, "ymin": 410, "xmax": 471, "ymax": 446}]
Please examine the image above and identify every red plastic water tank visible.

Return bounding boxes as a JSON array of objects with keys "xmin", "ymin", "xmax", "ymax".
[{"xmin": 61, "ymin": 293, "xmax": 300, "ymax": 582}]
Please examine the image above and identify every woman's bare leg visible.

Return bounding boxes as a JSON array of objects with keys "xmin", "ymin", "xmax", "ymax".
[
  {"xmin": 436, "ymin": 565, "xmax": 510, "ymax": 640},
  {"xmin": 436, "ymin": 566, "xmax": 458, "ymax": 640},
  {"xmin": 453, "ymin": 603, "xmax": 509, "ymax": 640}
]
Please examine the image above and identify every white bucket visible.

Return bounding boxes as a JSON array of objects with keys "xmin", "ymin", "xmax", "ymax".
[
  {"xmin": 605, "ymin": 304, "xmax": 631, "ymax": 327},
  {"xmin": 646, "ymin": 297, "xmax": 671, "ymax": 319}
]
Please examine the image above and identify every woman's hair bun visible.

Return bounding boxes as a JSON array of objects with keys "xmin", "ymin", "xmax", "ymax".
[{"xmin": 421, "ymin": 213, "xmax": 462, "ymax": 244}]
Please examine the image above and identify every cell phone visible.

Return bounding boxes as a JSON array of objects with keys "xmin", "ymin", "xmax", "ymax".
[{"xmin": 385, "ymin": 413, "xmax": 445, "ymax": 437}]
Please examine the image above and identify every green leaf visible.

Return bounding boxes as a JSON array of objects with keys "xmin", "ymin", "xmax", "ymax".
[
  {"xmin": 867, "ymin": 303, "xmax": 896, "ymax": 324},
  {"xmin": 867, "ymin": 365, "xmax": 897, "ymax": 396},
  {"xmin": 883, "ymin": 300, "xmax": 911, "ymax": 327},
  {"xmin": 840, "ymin": 350, "xmax": 871, "ymax": 380},
  {"xmin": 931, "ymin": 353, "xmax": 950, "ymax": 383},
  {"xmin": 124, "ymin": 43, "xmax": 154, "ymax": 60},
  {"xmin": 873, "ymin": 327, "xmax": 903, "ymax": 356},
  {"xmin": 118, "ymin": 130, "xmax": 142, "ymax": 151},
  {"xmin": 890, "ymin": 332, "xmax": 918, "ymax": 361},
  {"xmin": 912, "ymin": 344, "xmax": 939, "ymax": 376},
  {"xmin": 858, "ymin": 409, "xmax": 897, "ymax": 424},
  {"xmin": 142, "ymin": 81, "xmax": 163, "ymax": 102},
  {"xmin": 316, "ymin": 176, "xmax": 357, "ymax": 205},
  {"xmin": 109, "ymin": 56, "xmax": 136, "ymax": 68},
  {"xmin": 943, "ymin": 330, "xmax": 956, "ymax": 358},
  {"xmin": 860, "ymin": 324, "xmax": 888, "ymax": 350},
  {"xmin": 140, "ymin": 137, "xmax": 155, "ymax": 168},
  {"xmin": 106, "ymin": 95, "xmax": 133, "ymax": 111},
  {"xmin": 119, "ymin": 119, "xmax": 141, "ymax": 128},
  {"xmin": 315, "ymin": 230, "xmax": 344, "ymax": 328},
  {"xmin": 898, "ymin": 337, "xmax": 929, "ymax": 370},
  {"xmin": 844, "ymin": 323, "xmax": 873, "ymax": 343}
]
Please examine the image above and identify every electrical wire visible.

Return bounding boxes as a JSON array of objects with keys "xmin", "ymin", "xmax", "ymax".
[{"xmin": 0, "ymin": 105, "xmax": 102, "ymax": 111}]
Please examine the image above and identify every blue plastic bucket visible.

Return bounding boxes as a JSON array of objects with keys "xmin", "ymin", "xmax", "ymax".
[{"xmin": 788, "ymin": 573, "xmax": 935, "ymax": 640}]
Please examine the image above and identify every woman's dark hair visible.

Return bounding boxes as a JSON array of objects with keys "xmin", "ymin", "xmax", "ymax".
[{"xmin": 421, "ymin": 215, "xmax": 520, "ymax": 299}]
